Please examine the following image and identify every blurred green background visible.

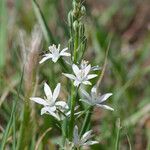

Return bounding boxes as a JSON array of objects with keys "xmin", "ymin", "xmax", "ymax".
[{"xmin": 0, "ymin": 0, "xmax": 150, "ymax": 149}]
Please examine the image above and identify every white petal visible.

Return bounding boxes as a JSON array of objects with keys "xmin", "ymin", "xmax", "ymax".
[
  {"xmin": 53, "ymin": 83, "xmax": 61, "ymax": 102},
  {"xmin": 44, "ymin": 83, "xmax": 52, "ymax": 100},
  {"xmin": 41, "ymin": 106, "xmax": 56, "ymax": 115},
  {"xmin": 87, "ymin": 74, "xmax": 97, "ymax": 80},
  {"xmin": 63, "ymin": 73, "xmax": 76, "ymax": 80},
  {"xmin": 83, "ymin": 140, "xmax": 98, "ymax": 146},
  {"xmin": 98, "ymin": 93, "xmax": 113, "ymax": 103},
  {"xmin": 57, "ymin": 44, "xmax": 61, "ymax": 52},
  {"xmin": 73, "ymin": 126, "xmax": 79, "ymax": 146},
  {"xmin": 30, "ymin": 97, "xmax": 49, "ymax": 106},
  {"xmin": 55, "ymin": 101, "xmax": 69, "ymax": 109},
  {"xmin": 60, "ymin": 47, "xmax": 68, "ymax": 53},
  {"xmin": 52, "ymin": 55, "xmax": 59, "ymax": 63},
  {"xmin": 41, "ymin": 106, "xmax": 59, "ymax": 120},
  {"xmin": 91, "ymin": 65, "xmax": 101, "ymax": 71},
  {"xmin": 82, "ymin": 81, "xmax": 92, "ymax": 85},
  {"xmin": 49, "ymin": 44, "xmax": 55, "ymax": 51},
  {"xmin": 81, "ymin": 130, "xmax": 93, "ymax": 143},
  {"xmin": 66, "ymin": 111, "xmax": 71, "ymax": 116},
  {"xmin": 44, "ymin": 53, "xmax": 52, "ymax": 57},
  {"xmin": 41, "ymin": 107, "xmax": 47, "ymax": 115},
  {"xmin": 91, "ymin": 86, "xmax": 97, "ymax": 99},
  {"xmin": 84, "ymin": 64, "xmax": 91, "ymax": 77},
  {"xmin": 39, "ymin": 55, "xmax": 52, "ymax": 64},
  {"xmin": 96, "ymin": 104, "xmax": 114, "ymax": 111},
  {"xmin": 72, "ymin": 64, "xmax": 80, "ymax": 77},
  {"xmin": 60, "ymin": 52, "xmax": 71, "ymax": 57},
  {"xmin": 91, "ymin": 86, "xmax": 97, "ymax": 94},
  {"xmin": 80, "ymin": 88, "xmax": 91, "ymax": 100},
  {"xmin": 79, "ymin": 99, "xmax": 92, "ymax": 105},
  {"xmin": 73, "ymin": 80, "xmax": 80, "ymax": 87}
]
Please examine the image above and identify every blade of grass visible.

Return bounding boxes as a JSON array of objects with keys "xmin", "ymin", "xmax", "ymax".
[
  {"xmin": 115, "ymin": 118, "xmax": 122, "ymax": 150},
  {"xmin": 0, "ymin": 0, "xmax": 7, "ymax": 69},
  {"xmin": 97, "ymin": 35, "xmax": 112, "ymax": 87},
  {"xmin": 126, "ymin": 134, "xmax": 132, "ymax": 150},
  {"xmin": 32, "ymin": 0, "xmax": 55, "ymax": 44},
  {"xmin": 35, "ymin": 127, "xmax": 52, "ymax": 150},
  {"xmin": 12, "ymin": 96, "xmax": 16, "ymax": 150},
  {"xmin": 0, "ymin": 67, "xmax": 24, "ymax": 150}
]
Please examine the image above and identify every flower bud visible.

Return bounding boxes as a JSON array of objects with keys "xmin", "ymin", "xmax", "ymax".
[
  {"xmin": 73, "ymin": 20, "xmax": 79, "ymax": 31},
  {"xmin": 79, "ymin": 23, "xmax": 85, "ymax": 37},
  {"xmin": 73, "ymin": 0, "xmax": 77, "ymax": 9},
  {"xmin": 81, "ymin": 6, "xmax": 86, "ymax": 16},
  {"xmin": 68, "ymin": 11, "xmax": 73, "ymax": 26},
  {"xmin": 68, "ymin": 38, "xmax": 73, "ymax": 54}
]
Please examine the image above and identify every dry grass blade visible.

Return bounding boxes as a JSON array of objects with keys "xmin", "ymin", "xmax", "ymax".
[
  {"xmin": 35, "ymin": 128, "xmax": 52, "ymax": 150},
  {"xmin": 97, "ymin": 38, "xmax": 111, "ymax": 87},
  {"xmin": 126, "ymin": 134, "xmax": 132, "ymax": 150},
  {"xmin": 32, "ymin": 0, "xmax": 55, "ymax": 44},
  {"xmin": 0, "ymin": 80, "xmax": 19, "ymax": 107}
]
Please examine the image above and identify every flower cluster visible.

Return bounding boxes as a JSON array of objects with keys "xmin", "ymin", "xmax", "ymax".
[
  {"xmin": 30, "ymin": 42, "xmax": 114, "ymax": 148},
  {"xmin": 30, "ymin": 41, "xmax": 114, "ymax": 149}
]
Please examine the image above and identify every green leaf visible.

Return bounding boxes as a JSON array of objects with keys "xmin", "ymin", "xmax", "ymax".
[
  {"xmin": 32, "ymin": 0, "xmax": 55, "ymax": 44},
  {"xmin": 115, "ymin": 118, "xmax": 122, "ymax": 150},
  {"xmin": 0, "ymin": 0, "xmax": 7, "ymax": 69},
  {"xmin": 0, "ymin": 68, "xmax": 24, "ymax": 150}
]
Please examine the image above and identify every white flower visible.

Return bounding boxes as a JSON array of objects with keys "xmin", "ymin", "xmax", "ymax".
[
  {"xmin": 80, "ymin": 60, "xmax": 101, "ymax": 71},
  {"xmin": 80, "ymin": 86, "xmax": 114, "ymax": 111},
  {"xmin": 73, "ymin": 125, "xmax": 98, "ymax": 148},
  {"xmin": 30, "ymin": 82, "xmax": 68, "ymax": 120},
  {"xmin": 63, "ymin": 64, "xmax": 97, "ymax": 87},
  {"xmin": 39, "ymin": 44, "xmax": 71, "ymax": 63}
]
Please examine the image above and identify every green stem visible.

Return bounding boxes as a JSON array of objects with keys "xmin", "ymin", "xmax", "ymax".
[
  {"xmin": 80, "ymin": 107, "xmax": 93, "ymax": 137},
  {"xmin": 69, "ymin": 85, "xmax": 79, "ymax": 139},
  {"xmin": 12, "ymin": 103, "xmax": 16, "ymax": 150},
  {"xmin": 115, "ymin": 119, "xmax": 121, "ymax": 150}
]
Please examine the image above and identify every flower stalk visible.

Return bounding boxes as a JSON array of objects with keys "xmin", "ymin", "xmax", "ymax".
[
  {"xmin": 80, "ymin": 107, "xmax": 93, "ymax": 137},
  {"xmin": 69, "ymin": 85, "xmax": 79, "ymax": 139},
  {"xmin": 67, "ymin": 0, "xmax": 87, "ymax": 140},
  {"xmin": 29, "ymin": 0, "xmax": 114, "ymax": 149}
]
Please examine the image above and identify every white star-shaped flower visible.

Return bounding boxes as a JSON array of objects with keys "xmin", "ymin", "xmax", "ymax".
[
  {"xmin": 39, "ymin": 44, "xmax": 71, "ymax": 63},
  {"xmin": 30, "ymin": 82, "xmax": 68, "ymax": 120},
  {"xmin": 73, "ymin": 125, "xmax": 98, "ymax": 148},
  {"xmin": 80, "ymin": 86, "xmax": 114, "ymax": 111},
  {"xmin": 63, "ymin": 64, "xmax": 97, "ymax": 87}
]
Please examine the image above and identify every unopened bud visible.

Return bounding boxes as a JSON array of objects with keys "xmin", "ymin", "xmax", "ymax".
[
  {"xmin": 81, "ymin": 6, "xmax": 86, "ymax": 16},
  {"xmin": 79, "ymin": 23, "xmax": 85, "ymax": 36},
  {"xmin": 68, "ymin": 11, "xmax": 73, "ymax": 26},
  {"xmin": 73, "ymin": 20, "xmax": 79, "ymax": 31}
]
